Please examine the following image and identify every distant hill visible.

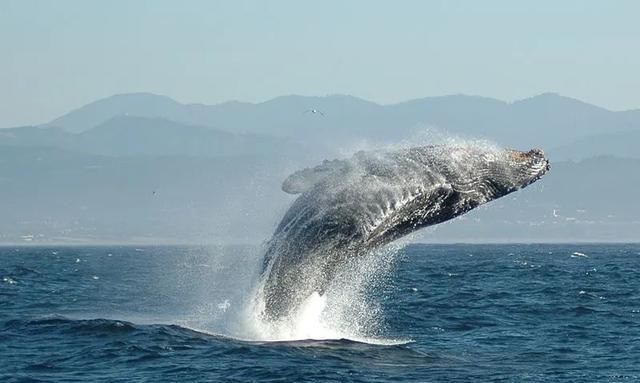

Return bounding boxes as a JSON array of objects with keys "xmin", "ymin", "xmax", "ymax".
[
  {"xmin": 549, "ymin": 129, "xmax": 640, "ymax": 161},
  {"xmin": 39, "ymin": 92, "xmax": 640, "ymax": 151},
  {"xmin": 46, "ymin": 93, "xmax": 190, "ymax": 133},
  {"xmin": 2, "ymin": 116, "xmax": 294, "ymax": 158}
]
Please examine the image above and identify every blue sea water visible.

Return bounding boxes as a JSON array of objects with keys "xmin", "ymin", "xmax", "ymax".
[{"xmin": 1, "ymin": 244, "xmax": 639, "ymax": 382}]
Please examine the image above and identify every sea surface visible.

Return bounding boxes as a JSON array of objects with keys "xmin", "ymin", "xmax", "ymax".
[{"xmin": 1, "ymin": 243, "xmax": 639, "ymax": 382}]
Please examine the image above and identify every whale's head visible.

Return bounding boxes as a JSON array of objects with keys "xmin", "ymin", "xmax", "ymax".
[
  {"xmin": 347, "ymin": 144, "xmax": 550, "ymax": 245},
  {"xmin": 409, "ymin": 145, "xmax": 550, "ymax": 203}
]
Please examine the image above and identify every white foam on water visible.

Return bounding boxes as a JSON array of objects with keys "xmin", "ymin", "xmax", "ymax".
[{"xmin": 571, "ymin": 251, "xmax": 589, "ymax": 258}]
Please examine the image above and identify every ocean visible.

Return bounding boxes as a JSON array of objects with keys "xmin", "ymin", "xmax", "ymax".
[{"xmin": 1, "ymin": 243, "xmax": 639, "ymax": 382}]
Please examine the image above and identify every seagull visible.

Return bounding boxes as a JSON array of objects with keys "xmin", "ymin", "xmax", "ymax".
[{"xmin": 305, "ymin": 108, "xmax": 325, "ymax": 116}]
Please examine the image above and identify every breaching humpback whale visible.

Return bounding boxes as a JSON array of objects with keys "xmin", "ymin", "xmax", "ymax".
[{"xmin": 260, "ymin": 145, "xmax": 549, "ymax": 320}]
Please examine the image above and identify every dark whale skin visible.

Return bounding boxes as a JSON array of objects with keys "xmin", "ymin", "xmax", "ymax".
[{"xmin": 260, "ymin": 145, "xmax": 550, "ymax": 320}]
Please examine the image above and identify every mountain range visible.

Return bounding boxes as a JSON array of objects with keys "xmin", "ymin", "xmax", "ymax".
[
  {"xmin": 1, "ymin": 92, "xmax": 639, "ymax": 244},
  {"xmin": 2, "ymin": 116, "xmax": 290, "ymax": 158},
  {"xmin": 33, "ymin": 92, "xmax": 640, "ymax": 159}
]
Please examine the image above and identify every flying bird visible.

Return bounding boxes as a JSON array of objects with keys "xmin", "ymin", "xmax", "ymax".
[{"xmin": 304, "ymin": 108, "xmax": 325, "ymax": 116}]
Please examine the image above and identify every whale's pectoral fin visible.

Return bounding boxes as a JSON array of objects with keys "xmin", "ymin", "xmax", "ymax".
[{"xmin": 282, "ymin": 159, "xmax": 350, "ymax": 194}]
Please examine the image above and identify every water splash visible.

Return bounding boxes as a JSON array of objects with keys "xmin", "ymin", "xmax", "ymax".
[
  {"xmin": 240, "ymin": 242, "xmax": 406, "ymax": 344},
  {"xmin": 336, "ymin": 127, "xmax": 503, "ymax": 159}
]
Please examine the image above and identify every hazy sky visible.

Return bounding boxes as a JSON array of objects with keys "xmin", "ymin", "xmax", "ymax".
[{"xmin": 1, "ymin": 0, "xmax": 639, "ymax": 127}]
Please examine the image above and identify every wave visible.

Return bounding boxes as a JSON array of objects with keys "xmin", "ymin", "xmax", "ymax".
[{"xmin": 4, "ymin": 315, "xmax": 411, "ymax": 349}]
